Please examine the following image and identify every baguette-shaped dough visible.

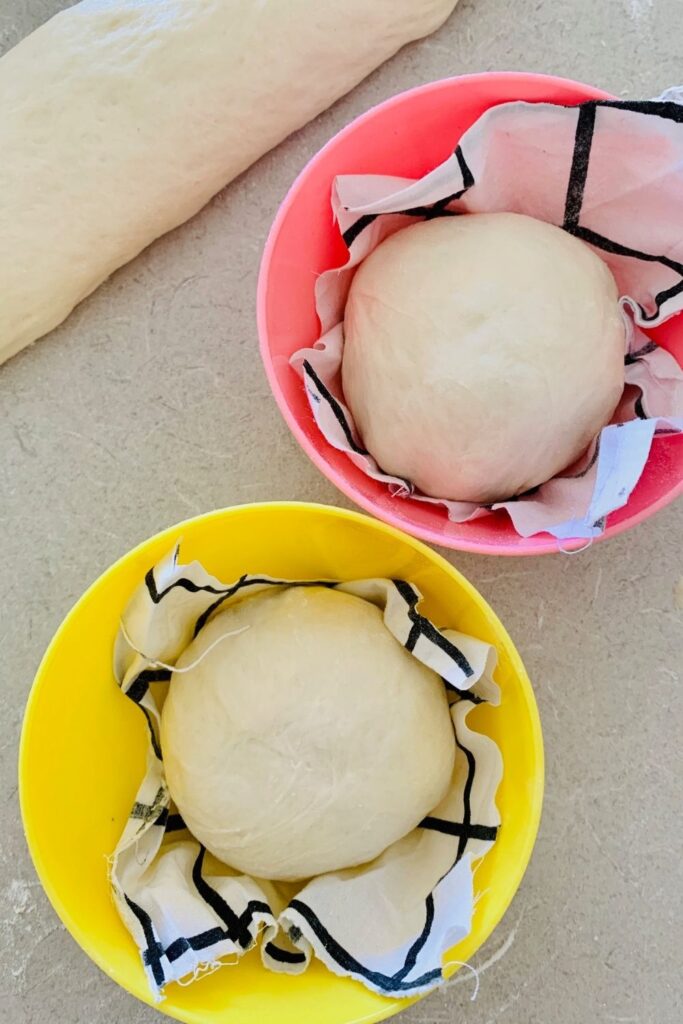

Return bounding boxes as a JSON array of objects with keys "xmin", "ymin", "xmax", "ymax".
[{"xmin": 0, "ymin": 0, "xmax": 456, "ymax": 364}]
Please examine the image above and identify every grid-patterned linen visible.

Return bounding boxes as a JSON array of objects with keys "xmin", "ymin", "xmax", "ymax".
[
  {"xmin": 291, "ymin": 94, "xmax": 683, "ymax": 540},
  {"xmin": 110, "ymin": 546, "xmax": 502, "ymax": 1000}
]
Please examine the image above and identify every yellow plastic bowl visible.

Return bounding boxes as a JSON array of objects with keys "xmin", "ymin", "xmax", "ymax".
[{"xmin": 20, "ymin": 503, "xmax": 543, "ymax": 1024}]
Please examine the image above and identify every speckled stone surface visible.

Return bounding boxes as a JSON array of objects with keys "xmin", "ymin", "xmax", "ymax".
[{"xmin": 1, "ymin": 1, "xmax": 682, "ymax": 1022}]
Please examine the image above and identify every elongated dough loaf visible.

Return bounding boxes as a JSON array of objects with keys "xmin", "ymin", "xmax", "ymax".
[{"xmin": 0, "ymin": 0, "xmax": 456, "ymax": 364}]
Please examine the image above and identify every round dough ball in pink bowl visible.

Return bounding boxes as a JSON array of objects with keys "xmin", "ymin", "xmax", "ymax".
[{"xmin": 257, "ymin": 72, "xmax": 683, "ymax": 556}]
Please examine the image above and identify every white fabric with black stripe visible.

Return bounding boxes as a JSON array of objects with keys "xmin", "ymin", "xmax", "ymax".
[
  {"xmin": 291, "ymin": 90, "xmax": 683, "ymax": 541},
  {"xmin": 110, "ymin": 546, "xmax": 501, "ymax": 1000}
]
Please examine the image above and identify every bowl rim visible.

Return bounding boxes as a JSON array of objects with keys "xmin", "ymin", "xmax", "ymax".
[
  {"xmin": 19, "ymin": 501, "xmax": 544, "ymax": 1024},
  {"xmin": 256, "ymin": 71, "xmax": 683, "ymax": 556}
]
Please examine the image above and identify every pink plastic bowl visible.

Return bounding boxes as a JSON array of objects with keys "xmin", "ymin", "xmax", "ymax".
[{"xmin": 257, "ymin": 72, "xmax": 683, "ymax": 555}]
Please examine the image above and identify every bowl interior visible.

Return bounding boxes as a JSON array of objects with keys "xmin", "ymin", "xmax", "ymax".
[
  {"xmin": 20, "ymin": 503, "xmax": 543, "ymax": 1024},
  {"xmin": 258, "ymin": 72, "xmax": 683, "ymax": 555}
]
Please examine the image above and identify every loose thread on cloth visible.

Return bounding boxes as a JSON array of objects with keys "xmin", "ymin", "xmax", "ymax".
[
  {"xmin": 104, "ymin": 852, "xmax": 116, "ymax": 885},
  {"xmin": 134, "ymin": 836, "xmax": 150, "ymax": 868},
  {"xmin": 441, "ymin": 959, "xmax": 481, "ymax": 1001},
  {"xmin": 175, "ymin": 957, "xmax": 239, "ymax": 986},
  {"xmin": 119, "ymin": 619, "xmax": 250, "ymax": 673},
  {"xmin": 441, "ymin": 918, "xmax": 520, "ymax": 1000},
  {"xmin": 558, "ymin": 536, "xmax": 595, "ymax": 555},
  {"xmin": 472, "ymin": 886, "xmax": 490, "ymax": 909}
]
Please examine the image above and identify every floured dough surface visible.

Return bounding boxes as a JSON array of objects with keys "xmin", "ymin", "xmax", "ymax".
[
  {"xmin": 161, "ymin": 586, "xmax": 455, "ymax": 880},
  {"xmin": 342, "ymin": 212, "xmax": 626, "ymax": 503},
  {"xmin": 0, "ymin": 0, "xmax": 457, "ymax": 363}
]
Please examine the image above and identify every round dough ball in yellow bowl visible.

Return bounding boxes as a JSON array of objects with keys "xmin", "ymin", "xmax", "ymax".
[
  {"xmin": 162, "ymin": 585, "xmax": 455, "ymax": 881},
  {"xmin": 20, "ymin": 503, "xmax": 543, "ymax": 1024}
]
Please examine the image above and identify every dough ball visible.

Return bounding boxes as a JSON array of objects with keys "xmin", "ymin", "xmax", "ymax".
[
  {"xmin": 341, "ymin": 212, "xmax": 626, "ymax": 503},
  {"xmin": 161, "ymin": 586, "xmax": 454, "ymax": 881}
]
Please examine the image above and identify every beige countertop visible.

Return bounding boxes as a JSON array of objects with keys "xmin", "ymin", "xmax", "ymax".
[{"xmin": 1, "ymin": 1, "xmax": 682, "ymax": 1022}]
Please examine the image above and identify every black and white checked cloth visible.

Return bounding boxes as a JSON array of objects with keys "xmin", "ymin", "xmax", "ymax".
[
  {"xmin": 110, "ymin": 546, "xmax": 501, "ymax": 999},
  {"xmin": 292, "ymin": 91, "xmax": 683, "ymax": 541}
]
